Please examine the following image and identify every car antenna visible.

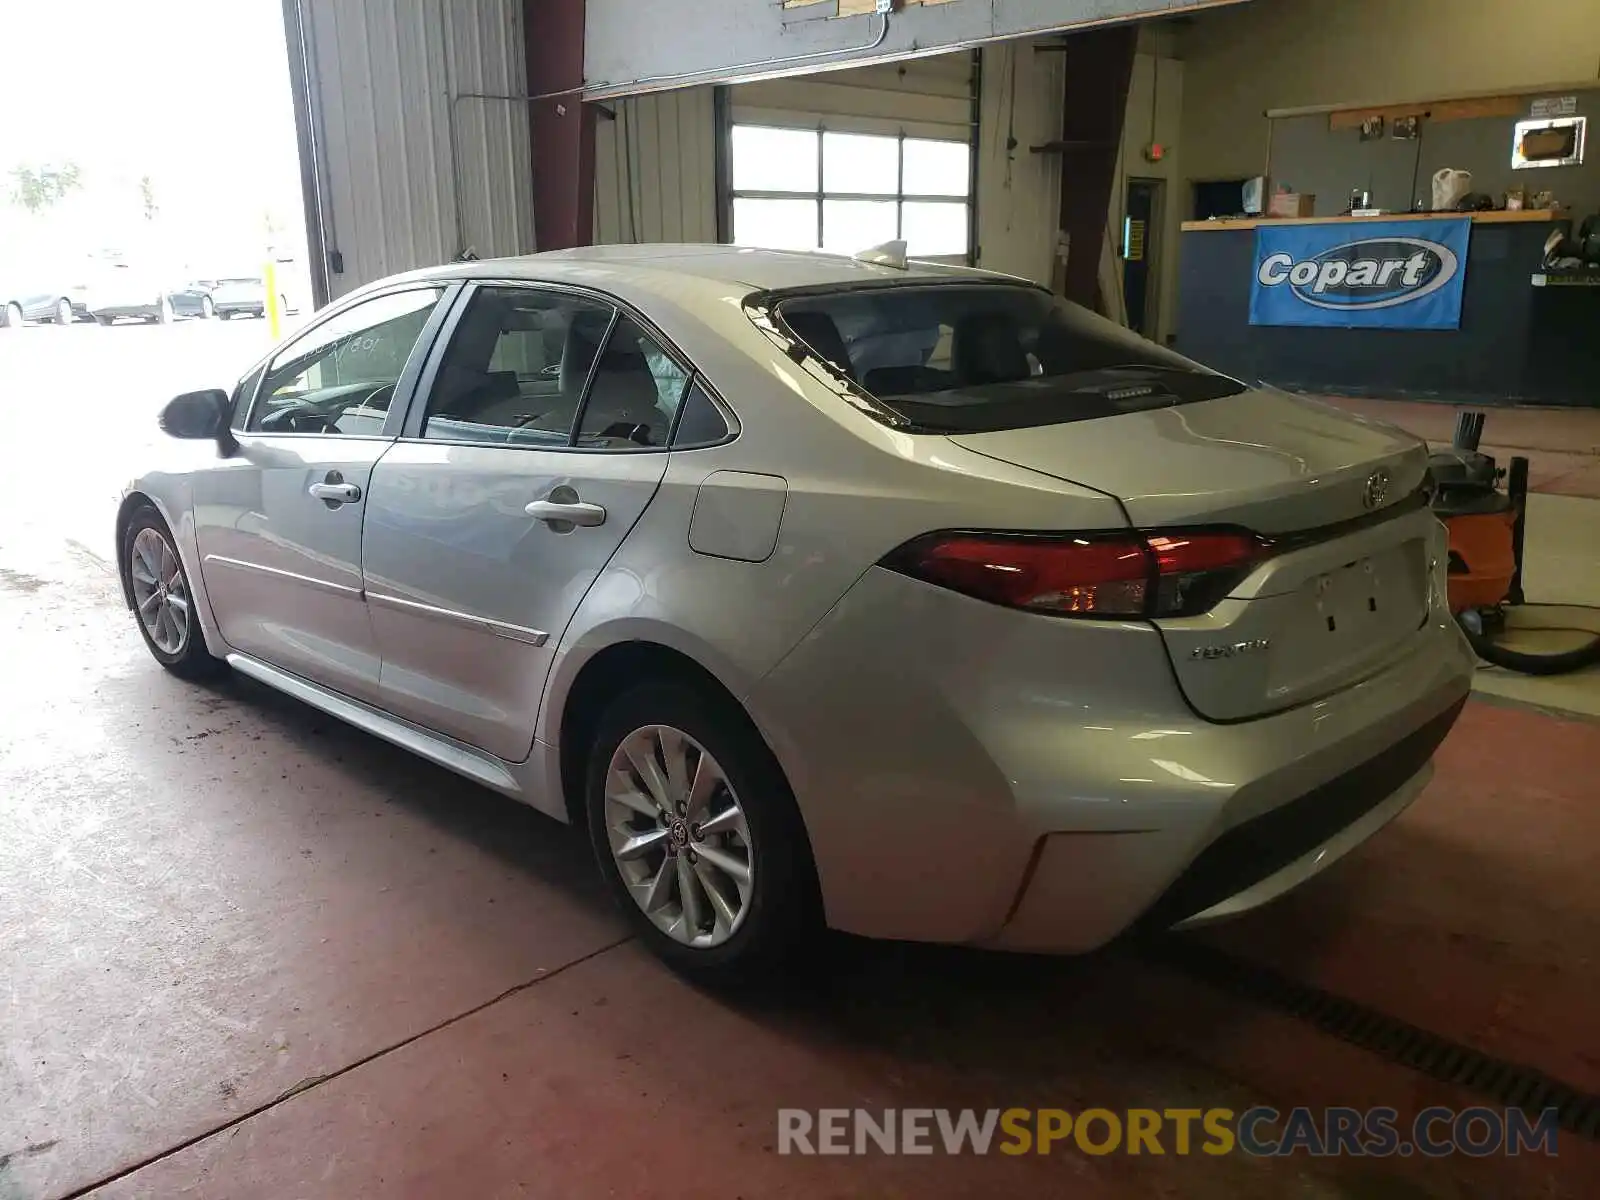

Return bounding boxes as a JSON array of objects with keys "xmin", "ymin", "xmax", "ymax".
[{"xmin": 852, "ymin": 239, "xmax": 908, "ymax": 269}]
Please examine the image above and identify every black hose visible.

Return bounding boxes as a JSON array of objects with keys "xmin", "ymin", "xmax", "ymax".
[{"xmin": 1462, "ymin": 605, "xmax": 1600, "ymax": 676}]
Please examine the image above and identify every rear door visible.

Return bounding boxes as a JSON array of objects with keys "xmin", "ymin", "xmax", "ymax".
[
  {"xmin": 193, "ymin": 285, "xmax": 450, "ymax": 703},
  {"xmin": 360, "ymin": 283, "xmax": 684, "ymax": 762}
]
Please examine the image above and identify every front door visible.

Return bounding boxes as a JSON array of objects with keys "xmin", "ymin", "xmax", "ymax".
[
  {"xmin": 361, "ymin": 284, "xmax": 687, "ymax": 762},
  {"xmin": 193, "ymin": 286, "xmax": 449, "ymax": 702}
]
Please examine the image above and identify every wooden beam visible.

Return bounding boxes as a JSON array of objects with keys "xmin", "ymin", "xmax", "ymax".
[
  {"xmin": 525, "ymin": 0, "xmax": 594, "ymax": 249},
  {"xmin": 1328, "ymin": 94, "xmax": 1523, "ymax": 131},
  {"xmin": 1054, "ymin": 23, "xmax": 1138, "ymax": 311}
]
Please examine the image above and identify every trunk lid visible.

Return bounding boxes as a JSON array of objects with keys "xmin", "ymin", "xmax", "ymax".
[{"xmin": 949, "ymin": 389, "xmax": 1437, "ymax": 720}]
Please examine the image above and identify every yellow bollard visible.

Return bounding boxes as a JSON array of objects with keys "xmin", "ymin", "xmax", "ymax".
[{"xmin": 264, "ymin": 260, "xmax": 282, "ymax": 339}]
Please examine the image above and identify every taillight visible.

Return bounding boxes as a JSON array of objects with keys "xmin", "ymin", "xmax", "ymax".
[{"xmin": 882, "ymin": 529, "xmax": 1272, "ymax": 618}]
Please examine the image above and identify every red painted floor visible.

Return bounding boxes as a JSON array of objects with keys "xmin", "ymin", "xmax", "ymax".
[{"xmin": 3, "ymin": 496, "xmax": 1598, "ymax": 1199}]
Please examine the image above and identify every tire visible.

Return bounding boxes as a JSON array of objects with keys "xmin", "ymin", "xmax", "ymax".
[
  {"xmin": 584, "ymin": 679, "xmax": 820, "ymax": 985},
  {"xmin": 96, "ymin": 314, "xmax": 115, "ymax": 326},
  {"xmin": 219, "ymin": 310, "xmax": 233, "ymax": 321},
  {"xmin": 122, "ymin": 507, "xmax": 227, "ymax": 681},
  {"xmin": 3, "ymin": 301, "xmax": 23, "ymax": 328},
  {"xmin": 201, "ymin": 295, "xmax": 215, "ymax": 319},
  {"xmin": 55, "ymin": 297, "xmax": 73, "ymax": 325}
]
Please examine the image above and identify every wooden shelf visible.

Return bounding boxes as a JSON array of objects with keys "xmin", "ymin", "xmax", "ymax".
[
  {"xmin": 1182, "ymin": 209, "xmax": 1556, "ymax": 232},
  {"xmin": 1532, "ymin": 272, "xmax": 1600, "ymax": 287}
]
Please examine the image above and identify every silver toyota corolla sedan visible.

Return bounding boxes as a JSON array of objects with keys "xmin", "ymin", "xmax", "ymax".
[{"xmin": 118, "ymin": 244, "xmax": 1474, "ymax": 980}]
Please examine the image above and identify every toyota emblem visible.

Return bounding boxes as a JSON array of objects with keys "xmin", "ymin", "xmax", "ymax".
[{"xmin": 1362, "ymin": 468, "xmax": 1391, "ymax": 510}]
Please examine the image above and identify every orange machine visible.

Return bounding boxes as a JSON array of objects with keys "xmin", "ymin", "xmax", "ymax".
[
  {"xmin": 1428, "ymin": 413, "xmax": 1525, "ymax": 616},
  {"xmin": 1444, "ymin": 507, "xmax": 1519, "ymax": 612}
]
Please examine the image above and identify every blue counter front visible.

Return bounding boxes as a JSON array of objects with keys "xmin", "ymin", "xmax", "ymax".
[{"xmin": 1173, "ymin": 210, "xmax": 1600, "ymax": 407}]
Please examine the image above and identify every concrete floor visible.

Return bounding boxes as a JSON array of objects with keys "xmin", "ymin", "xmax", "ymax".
[{"xmin": 2, "ymin": 327, "xmax": 1599, "ymax": 1198}]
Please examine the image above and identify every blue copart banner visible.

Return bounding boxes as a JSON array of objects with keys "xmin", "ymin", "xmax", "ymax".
[{"xmin": 1248, "ymin": 217, "xmax": 1472, "ymax": 329}]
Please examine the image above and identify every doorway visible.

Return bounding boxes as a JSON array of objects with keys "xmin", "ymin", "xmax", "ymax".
[{"xmin": 1122, "ymin": 178, "xmax": 1164, "ymax": 338}]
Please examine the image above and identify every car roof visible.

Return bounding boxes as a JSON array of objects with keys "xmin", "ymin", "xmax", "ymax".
[{"xmin": 387, "ymin": 243, "xmax": 1009, "ymax": 302}]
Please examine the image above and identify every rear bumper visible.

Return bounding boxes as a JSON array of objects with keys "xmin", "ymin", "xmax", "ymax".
[
  {"xmin": 751, "ymin": 559, "xmax": 1474, "ymax": 951},
  {"xmin": 990, "ymin": 697, "xmax": 1461, "ymax": 952}
]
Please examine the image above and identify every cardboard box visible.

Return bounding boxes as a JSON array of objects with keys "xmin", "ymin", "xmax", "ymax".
[{"xmin": 1268, "ymin": 192, "xmax": 1316, "ymax": 218}]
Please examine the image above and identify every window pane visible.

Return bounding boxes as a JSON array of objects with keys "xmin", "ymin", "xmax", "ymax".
[
  {"xmin": 822, "ymin": 199, "xmax": 897, "ymax": 255},
  {"xmin": 822, "ymin": 131, "xmax": 899, "ymax": 195},
  {"xmin": 902, "ymin": 138, "xmax": 970, "ymax": 197},
  {"xmin": 421, "ymin": 289, "xmax": 613, "ymax": 445},
  {"xmin": 902, "ymin": 201, "xmax": 969, "ymax": 257},
  {"xmin": 253, "ymin": 288, "xmax": 442, "ymax": 435},
  {"xmin": 230, "ymin": 364, "xmax": 264, "ymax": 431},
  {"xmin": 731, "ymin": 125, "xmax": 817, "ymax": 192},
  {"xmin": 733, "ymin": 197, "xmax": 818, "ymax": 250},
  {"xmin": 671, "ymin": 381, "xmax": 732, "ymax": 448},
  {"xmin": 577, "ymin": 317, "xmax": 687, "ymax": 448},
  {"xmin": 776, "ymin": 285, "xmax": 1244, "ymax": 433}
]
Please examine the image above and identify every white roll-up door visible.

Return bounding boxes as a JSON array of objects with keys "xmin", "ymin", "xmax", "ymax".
[
  {"xmin": 289, "ymin": 0, "xmax": 536, "ymax": 301},
  {"xmin": 725, "ymin": 53, "xmax": 976, "ymax": 261},
  {"xmin": 729, "ymin": 53, "xmax": 973, "ymax": 141}
]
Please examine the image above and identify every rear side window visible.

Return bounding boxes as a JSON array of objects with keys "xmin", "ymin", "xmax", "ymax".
[
  {"xmin": 420, "ymin": 287, "xmax": 614, "ymax": 445},
  {"xmin": 669, "ymin": 381, "xmax": 734, "ymax": 448},
  {"xmin": 776, "ymin": 284, "xmax": 1243, "ymax": 433},
  {"xmin": 574, "ymin": 317, "xmax": 690, "ymax": 449}
]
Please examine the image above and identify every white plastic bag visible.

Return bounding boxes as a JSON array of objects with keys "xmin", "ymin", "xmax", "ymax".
[{"xmin": 1432, "ymin": 168, "xmax": 1473, "ymax": 211}]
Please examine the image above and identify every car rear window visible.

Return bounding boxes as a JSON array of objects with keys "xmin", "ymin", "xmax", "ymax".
[{"xmin": 774, "ymin": 283, "xmax": 1244, "ymax": 433}]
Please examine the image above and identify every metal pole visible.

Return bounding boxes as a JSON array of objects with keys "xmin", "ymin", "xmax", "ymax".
[{"xmin": 1507, "ymin": 455, "xmax": 1529, "ymax": 606}]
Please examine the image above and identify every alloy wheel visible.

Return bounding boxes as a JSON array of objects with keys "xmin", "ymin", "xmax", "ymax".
[
  {"xmin": 129, "ymin": 527, "xmax": 190, "ymax": 655},
  {"xmin": 603, "ymin": 724, "xmax": 755, "ymax": 949}
]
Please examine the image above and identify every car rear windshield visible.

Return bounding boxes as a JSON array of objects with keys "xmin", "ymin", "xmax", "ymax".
[{"xmin": 774, "ymin": 283, "xmax": 1244, "ymax": 433}]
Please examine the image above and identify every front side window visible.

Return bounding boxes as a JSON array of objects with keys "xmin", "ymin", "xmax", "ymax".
[
  {"xmin": 776, "ymin": 284, "xmax": 1245, "ymax": 433},
  {"xmin": 419, "ymin": 287, "xmax": 615, "ymax": 445},
  {"xmin": 251, "ymin": 288, "xmax": 443, "ymax": 435}
]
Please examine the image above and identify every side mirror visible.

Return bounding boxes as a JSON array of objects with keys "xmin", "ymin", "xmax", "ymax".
[
  {"xmin": 160, "ymin": 389, "xmax": 235, "ymax": 453},
  {"xmin": 159, "ymin": 389, "xmax": 226, "ymax": 438}
]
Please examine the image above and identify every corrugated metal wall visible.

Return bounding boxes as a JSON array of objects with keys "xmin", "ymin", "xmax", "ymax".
[
  {"xmin": 299, "ymin": 0, "xmax": 535, "ymax": 299},
  {"xmin": 593, "ymin": 88, "xmax": 719, "ymax": 244}
]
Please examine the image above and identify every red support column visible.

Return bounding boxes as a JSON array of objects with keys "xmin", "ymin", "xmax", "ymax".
[
  {"xmin": 524, "ymin": 0, "xmax": 595, "ymax": 249},
  {"xmin": 1052, "ymin": 24, "xmax": 1138, "ymax": 311}
]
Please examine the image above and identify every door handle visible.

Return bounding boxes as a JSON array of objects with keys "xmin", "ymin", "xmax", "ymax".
[
  {"xmin": 309, "ymin": 481, "xmax": 362, "ymax": 505},
  {"xmin": 525, "ymin": 498, "xmax": 606, "ymax": 528}
]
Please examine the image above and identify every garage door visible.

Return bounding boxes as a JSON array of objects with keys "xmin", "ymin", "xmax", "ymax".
[{"xmin": 728, "ymin": 54, "xmax": 976, "ymax": 262}]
